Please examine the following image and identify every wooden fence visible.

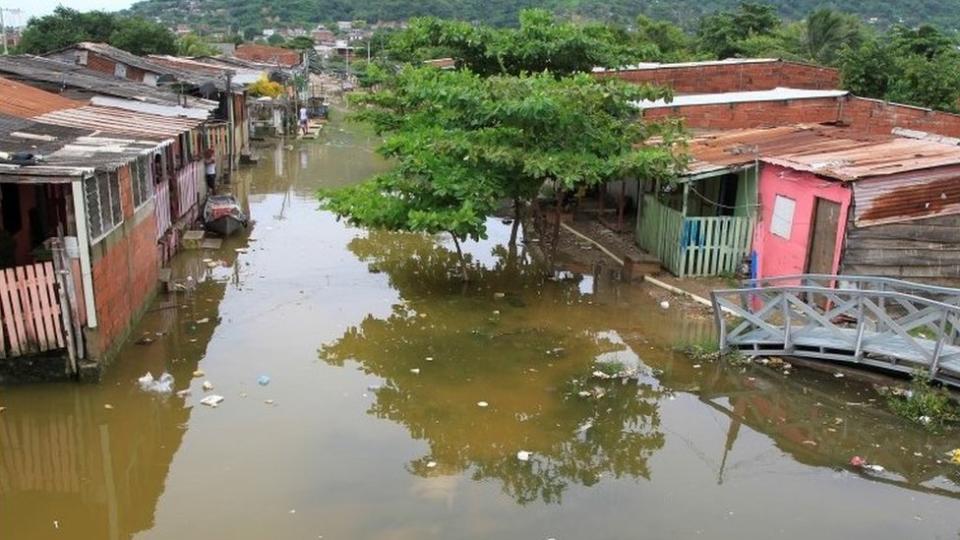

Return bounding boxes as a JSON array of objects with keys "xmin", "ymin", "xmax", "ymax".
[
  {"xmin": 638, "ymin": 196, "xmax": 754, "ymax": 278},
  {"xmin": 0, "ymin": 262, "xmax": 66, "ymax": 357}
]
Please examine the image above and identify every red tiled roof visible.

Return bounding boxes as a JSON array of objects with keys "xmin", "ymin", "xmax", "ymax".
[
  {"xmin": 0, "ymin": 76, "xmax": 87, "ymax": 118},
  {"xmin": 233, "ymin": 44, "xmax": 301, "ymax": 67}
]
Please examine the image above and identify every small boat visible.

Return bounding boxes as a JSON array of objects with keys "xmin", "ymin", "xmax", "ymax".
[{"xmin": 203, "ymin": 195, "xmax": 249, "ymax": 237}]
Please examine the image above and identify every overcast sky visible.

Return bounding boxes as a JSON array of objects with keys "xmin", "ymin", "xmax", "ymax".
[{"xmin": 8, "ymin": 1, "xmax": 135, "ymax": 24}]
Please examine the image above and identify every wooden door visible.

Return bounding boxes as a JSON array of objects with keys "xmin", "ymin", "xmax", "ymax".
[{"xmin": 806, "ymin": 198, "xmax": 841, "ymax": 275}]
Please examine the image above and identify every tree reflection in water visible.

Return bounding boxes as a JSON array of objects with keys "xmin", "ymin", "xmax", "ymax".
[{"xmin": 321, "ymin": 231, "xmax": 665, "ymax": 504}]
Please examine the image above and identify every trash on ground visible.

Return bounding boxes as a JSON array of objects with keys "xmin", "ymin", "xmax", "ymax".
[
  {"xmin": 477, "ymin": 401, "xmax": 489, "ymax": 408},
  {"xmin": 138, "ymin": 372, "xmax": 174, "ymax": 394},
  {"xmin": 517, "ymin": 450, "xmax": 531, "ymax": 462},
  {"xmin": 659, "ymin": 301, "xmax": 670, "ymax": 309},
  {"xmin": 834, "ymin": 372, "xmax": 845, "ymax": 378},
  {"xmin": 200, "ymin": 395, "xmax": 224, "ymax": 407},
  {"xmin": 202, "ymin": 381, "xmax": 214, "ymax": 391},
  {"xmin": 257, "ymin": 375, "xmax": 271, "ymax": 386}
]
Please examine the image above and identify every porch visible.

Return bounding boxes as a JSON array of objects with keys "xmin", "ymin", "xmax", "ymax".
[{"xmin": 636, "ymin": 169, "xmax": 756, "ymax": 278}]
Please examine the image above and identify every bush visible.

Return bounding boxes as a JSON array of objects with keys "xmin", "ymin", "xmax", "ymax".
[{"xmin": 884, "ymin": 371, "xmax": 959, "ymax": 430}]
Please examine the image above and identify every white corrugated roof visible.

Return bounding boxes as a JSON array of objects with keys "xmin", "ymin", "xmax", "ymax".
[
  {"xmin": 90, "ymin": 96, "xmax": 212, "ymax": 119},
  {"xmin": 633, "ymin": 87, "xmax": 849, "ymax": 109},
  {"xmin": 593, "ymin": 58, "xmax": 781, "ymax": 73}
]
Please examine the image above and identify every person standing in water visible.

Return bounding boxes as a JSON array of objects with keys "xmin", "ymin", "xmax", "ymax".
[
  {"xmin": 299, "ymin": 106, "xmax": 309, "ymax": 136},
  {"xmin": 204, "ymin": 148, "xmax": 217, "ymax": 192}
]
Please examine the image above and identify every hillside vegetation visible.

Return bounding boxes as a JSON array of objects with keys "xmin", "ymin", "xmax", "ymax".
[{"xmin": 127, "ymin": 0, "xmax": 960, "ymax": 31}]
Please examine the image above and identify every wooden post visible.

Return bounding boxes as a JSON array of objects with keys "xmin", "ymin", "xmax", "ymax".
[{"xmin": 50, "ymin": 240, "xmax": 77, "ymax": 376}]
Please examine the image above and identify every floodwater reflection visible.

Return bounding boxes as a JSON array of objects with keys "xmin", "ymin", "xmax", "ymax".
[{"xmin": 322, "ymin": 232, "xmax": 666, "ymax": 504}]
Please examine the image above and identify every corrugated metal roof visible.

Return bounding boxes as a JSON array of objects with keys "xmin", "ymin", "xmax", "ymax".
[
  {"xmin": 684, "ymin": 125, "xmax": 881, "ymax": 176},
  {"xmin": 33, "ymin": 105, "xmax": 205, "ymax": 138},
  {"xmin": 0, "ymin": 55, "xmax": 218, "ymax": 110},
  {"xmin": 0, "ymin": 113, "xmax": 164, "ymax": 180},
  {"xmin": 763, "ymin": 137, "xmax": 960, "ymax": 181},
  {"xmin": 51, "ymin": 42, "xmax": 168, "ymax": 76},
  {"xmin": 89, "ymin": 96, "xmax": 210, "ymax": 120},
  {"xmin": 635, "ymin": 87, "xmax": 848, "ymax": 109},
  {"xmin": 852, "ymin": 167, "xmax": 960, "ymax": 226},
  {"xmin": 594, "ymin": 58, "xmax": 781, "ymax": 72},
  {"xmin": 0, "ymin": 76, "xmax": 87, "ymax": 117}
]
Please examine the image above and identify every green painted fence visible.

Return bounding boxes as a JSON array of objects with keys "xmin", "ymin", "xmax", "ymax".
[{"xmin": 637, "ymin": 196, "xmax": 755, "ymax": 278}]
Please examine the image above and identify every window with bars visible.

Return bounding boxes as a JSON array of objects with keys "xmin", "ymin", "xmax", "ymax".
[
  {"xmin": 84, "ymin": 172, "xmax": 124, "ymax": 243},
  {"xmin": 131, "ymin": 156, "xmax": 153, "ymax": 208}
]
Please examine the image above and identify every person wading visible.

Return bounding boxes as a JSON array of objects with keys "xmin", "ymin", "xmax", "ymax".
[
  {"xmin": 299, "ymin": 106, "xmax": 309, "ymax": 136},
  {"xmin": 204, "ymin": 148, "xmax": 217, "ymax": 192}
]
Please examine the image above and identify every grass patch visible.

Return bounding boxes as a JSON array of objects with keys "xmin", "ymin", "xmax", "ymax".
[
  {"xmin": 675, "ymin": 338, "xmax": 746, "ymax": 364},
  {"xmin": 882, "ymin": 371, "xmax": 960, "ymax": 430}
]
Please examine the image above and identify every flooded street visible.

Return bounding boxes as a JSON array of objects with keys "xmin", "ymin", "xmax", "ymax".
[{"xmin": 2, "ymin": 113, "xmax": 960, "ymax": 540}]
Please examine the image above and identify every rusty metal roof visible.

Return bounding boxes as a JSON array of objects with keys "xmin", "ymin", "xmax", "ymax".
[
  {"xmin": 0, "ymin": 113, "xmax": 162, "ymax": 180},
  {"xmin": 684, "ymin": 125, "xmax": 882, "ymax": 177},
  {"xmin": 0, "ymin": 76, "xmax": 87, "ymax": 118},
  {"xmin": 0, "ymin": 55, "xmax": 218, "ymax": 109},
  {"xmin": 763, "ymin": 137, "xmax": 960, "ymax": 181},
  {"xmin": 32, "ymin": 105, "xmax": 205, "ymax": 138}
]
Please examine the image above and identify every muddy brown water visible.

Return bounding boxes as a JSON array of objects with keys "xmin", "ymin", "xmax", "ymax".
[{"xmin": 2, "ymin": 115, "xmax": 960, "ymax": 539}]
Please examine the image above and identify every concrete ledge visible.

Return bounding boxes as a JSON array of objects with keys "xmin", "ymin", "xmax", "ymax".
[{"xmin": 0, "ymin": 352, "xmax": 74, "ymax": 384}]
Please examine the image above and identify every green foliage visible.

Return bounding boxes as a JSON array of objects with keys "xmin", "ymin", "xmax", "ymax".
[
  {"xmin": 634, "ymin": 15, "xmax": 694, "ymax": 61},
  {"xmin": 18, "ymin": 7, "xmax": 119, "ymax": 54},
  {"xmin": 176, "ymin": 34, "xmax": 220, "ymax": 57},
  {"xmin": 284, "ymin": 36, "xmax": 316, "ymax": 50},
  {"xmin": 804, "ymin": 8, "xmax": 865, "ymax": 65},
  {"xmin": 841, "ymin": 25, "xmax": 960, "ymax": 111},
  {"xmin": 109, "ymin": 17, "xmax": 178, "ymax": 55},
  {"xmin": 884, "ymin": 372, "xmax": 959, "ymax": 430},
  {"xmin": 267, "ymin": 33, "xmax": 286, "ymax": 45},
  {"xmin": 321, "ymin": 66, "xmax": 685, "ymax": 272},
  {"xmin": 17, "ymin": 7, "xmax": 177, "ymax": 55},
  {"xmin": 127, "ymin": 0, "xmax": 960, "ymax": 32},
  {"xmin": 388, "ymin": 9, "xmax": 652, "ymax": 76}
]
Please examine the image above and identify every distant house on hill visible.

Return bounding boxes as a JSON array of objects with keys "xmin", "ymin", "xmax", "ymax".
[{"xmin": 233, "ymin": 44, "xmax": 302, "ymax": 69}]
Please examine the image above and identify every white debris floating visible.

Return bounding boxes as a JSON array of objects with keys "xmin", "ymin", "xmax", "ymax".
[
  {"xmin": 517, "ymin": 450, "xmax": 531, "ymax": 462},
  {"xmin": 200, "ymin": 395, "xmax": 224, "ymax": 407},
  {"xmin": 477, "ymin": 401, "xmax": 489, "ymax": 408}
]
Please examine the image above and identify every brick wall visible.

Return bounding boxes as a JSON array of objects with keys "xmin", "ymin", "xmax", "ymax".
[
  {"xmin": 598, "ymin": 60, "xmax": 840, "ymax": 94},
  {"xmin": 643, "ymin": 95, "xmax": 960, "ymax": 138},
  {"xmin": 88, "ymin": 164, "xmax": 160, "ymax": 361},
  {"xmin": 85, "ymin": 53, "xmax": 118, "ymax": 78}
]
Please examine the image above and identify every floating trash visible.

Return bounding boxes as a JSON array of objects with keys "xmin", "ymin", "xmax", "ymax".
[{"xmin": 200, "ymin": 395, "xmax": 224, "ymax": 407}]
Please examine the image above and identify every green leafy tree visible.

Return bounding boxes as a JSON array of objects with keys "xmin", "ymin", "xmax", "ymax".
[
  {"xmin": 697, "ymin": 2, "xmax": 780, "ymax": 59},
  {"xmin": 840, "ymin": 39, "xmax": 895, "ymax": 98},
  {"xmin": 242, "ymin": 27, "xmax": 261, "ymax": 41},
  {"xmin": 176, "ymin": 34, "xmax": 220, "ymax": 56},
  {"xmin": 17, "ymin": 7, "xmax": 119, "ymax": 54},
  {"xmin": 634, "ymin": 15, "xmax": 693, "ymax": 61},
  {"xmin": 804, "ymin": 8, "xmax": 865, "ymax": 66},
  {"xmin": 321, "ymin": 67, "xmax": 685, "ymax": 278},
  {"xmin": 267, "ymin": 33, "xmax": 286, "ymax": 45},
  {"xmin": 388, "ymin": 9, "xmax": 654, "ymax": 77},
  {"xmin": 284, "ymin": 36, "xmax": 315, "ymax": 50},
  {"xmin": 109, "ymin": 17, "xmax": 178, "ymax": 55}
]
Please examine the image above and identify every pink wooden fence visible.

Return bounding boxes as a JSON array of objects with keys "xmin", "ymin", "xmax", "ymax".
[
  {"xmin": 176, "ymin": 161, "xmax": 202, "ymax": 219},
  {"xmin": 155, "ymin": 180, "xmax": 172, "ymax": 240},
  {"xmin": 0, "ymin": 262, "xmax": 65, "ymax": 357}
]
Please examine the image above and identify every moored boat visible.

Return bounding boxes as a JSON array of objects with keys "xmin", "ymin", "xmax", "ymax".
[{"xmin": 203, "ymin": 195, "xmax": 248, "ymax": 236}]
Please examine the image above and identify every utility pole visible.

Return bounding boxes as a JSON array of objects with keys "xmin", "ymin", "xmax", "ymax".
[{"xmin": 0, "ymin": 6, "xmax": 17, "ymax": 55}]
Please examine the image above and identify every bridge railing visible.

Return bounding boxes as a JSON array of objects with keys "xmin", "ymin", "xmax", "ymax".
[
  {"xmin": 711, "ymin": 283, "xmax": 960, "ymax": 385},
  {"xmin": 743, "ymin": 274, "xmax": 960, "ymax": 305}
]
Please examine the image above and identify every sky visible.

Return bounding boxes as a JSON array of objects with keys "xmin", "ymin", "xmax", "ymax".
[{"xmin": 6, "ymin": 1, "xmax": 135, "ymax": 25}]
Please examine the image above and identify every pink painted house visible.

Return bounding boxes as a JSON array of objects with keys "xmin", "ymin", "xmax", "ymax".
[
  {"xmin": 752, "ymin": 163, "xmax": 852, "ymax": 280},
  {"xmin": 753, "ymin": 136, "xmax": 960, "ymax": 282}
]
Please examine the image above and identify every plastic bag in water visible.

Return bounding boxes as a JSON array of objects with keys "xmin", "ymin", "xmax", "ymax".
[{"xmin": 138, "ymin": 372, "xmax": 174, "ymax": 394}]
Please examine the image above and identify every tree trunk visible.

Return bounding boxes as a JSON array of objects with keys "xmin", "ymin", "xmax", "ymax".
[
  {"xmin": 450, "ymin": 233, "xmax": 469, "ymax": 281},
  {"xmin": 549, "ymin": 185, "xmax": 563, "ymax": 266},
  {"xmin": 509, "ymin": 198, "xmax": 523, "ymax": 246}
]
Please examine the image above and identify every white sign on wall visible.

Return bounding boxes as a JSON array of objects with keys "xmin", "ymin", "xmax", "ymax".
[{"xmin": 770, "ymin": 195, "xmax": 796, "ymax": 239}]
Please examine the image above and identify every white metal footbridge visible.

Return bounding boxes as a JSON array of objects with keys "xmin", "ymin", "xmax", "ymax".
[{"xmin": 711, "ymin": 274, "xmax": 960, "ymax": 387}]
